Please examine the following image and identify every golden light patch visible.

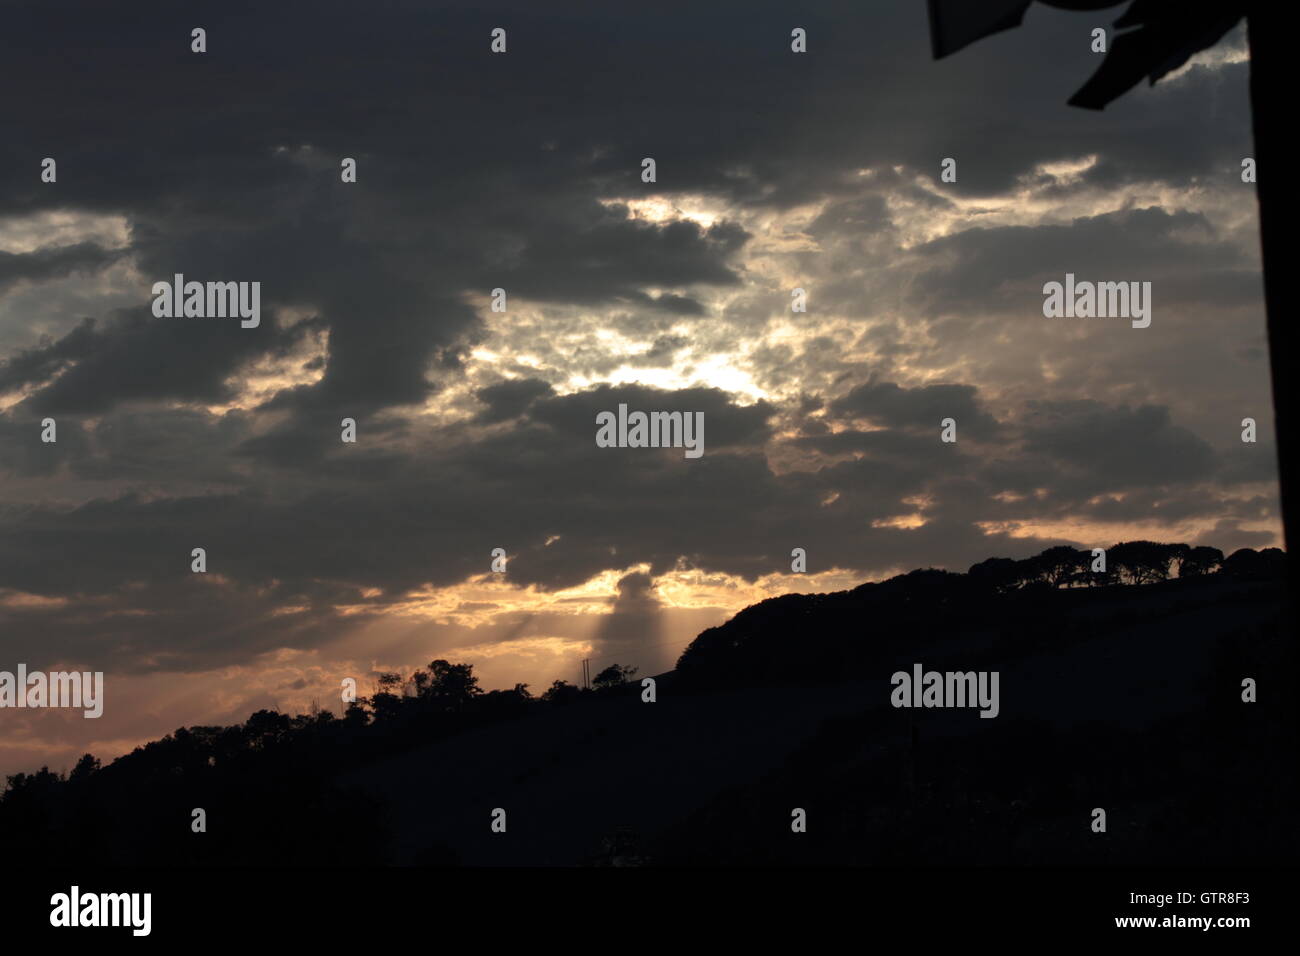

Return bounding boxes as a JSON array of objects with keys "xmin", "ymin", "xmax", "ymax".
[
  {"xmin": 872, "ymin": 514, "xmax": 928, "ymax": 530},
  {"xmin": 270, "ymin": 604, "xmax": 311, "ymax": 617},
  {"xmin": 0, "ymin": 210, "xmax": 130, "ymax": 255},
  {"xmin": 0, "ymin": 589, "xmax": 70, "ymax": 609},
  {"xmin": 599, "ymin": 195, "xmax": 727, "ymax": 230},
  {"xmin": 205, "ymin": 323, "xmax": 328, "ymax": 414},
  {"xmin": 977, "ymin": 517, "xmax": 1281, "ymax": 550},
  {"xmin": 350, "ymin": 568, "xmax": 634, "ymax": 625},
  {"xmin": 442, "ymin": 635, "xmax": 592, "ymax": 661}
]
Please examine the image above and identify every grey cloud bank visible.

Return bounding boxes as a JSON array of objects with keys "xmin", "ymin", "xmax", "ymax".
[{"xmin": 0, "ymin": 1, "xmax": 1276, "ymax": 772}]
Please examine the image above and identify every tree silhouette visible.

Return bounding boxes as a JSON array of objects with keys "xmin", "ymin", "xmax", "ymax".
[
  {"xmin": 420, "ymin": 660, "xmax": 482, "ymax": 710},
  {"xmin": 1182, "ymin": 545, "xmax": 1225, "ymax": 575},
  {"xmin": 1032, "ymin": 545, "xmax": 1088, "ymax": 587},
  {"xmin": 592, "ymin": 664, "xmax": 638, "ymax": 691},
  {"xmin": 370, "ymin": 672, "xmax": 406, "ymax": 722},
  {"xmin": 1109, "ymin": 540, "xmax": 1181, "ymax": 584},
  {"xmin": 68, "ymin": 754, "xmax": 100, "ymax": 784},
  {"xmin": 541, "ymin": 679, "xmax": 583, "ymax": 704},
  {"xmin": 968, "ymin": 555, "xmax": 1023, "ymax": 591},
  {"xmin": 1222, "ymin": 545, "xmax": 1285, "ymax": 579},
  {"xmin": 343, "ymin": 700, "xmax": 370, "ymax": 728}
]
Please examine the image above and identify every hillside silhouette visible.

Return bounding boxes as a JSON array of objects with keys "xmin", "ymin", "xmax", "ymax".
[{"xmin": 3, "ymin": 543, "xmax": 1293, "ymax": 866}]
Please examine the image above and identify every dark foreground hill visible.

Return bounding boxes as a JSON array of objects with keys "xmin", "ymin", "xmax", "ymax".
[{"xmin": 3, "ymin": 543, "xmax": 1294, "ymax": 865}]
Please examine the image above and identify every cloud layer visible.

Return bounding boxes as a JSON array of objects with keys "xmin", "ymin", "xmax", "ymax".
[{"xmin": 0, "ymin": 1, "xmax": 1276, "ymax": 774}]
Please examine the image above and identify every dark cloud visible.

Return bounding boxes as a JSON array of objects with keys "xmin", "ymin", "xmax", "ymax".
[
  {"xmin": 2, "ymin": 309, "xmax": 312, "ymax": 415},
  {"xmin": 1020, "ymin": 400, "xmax": 1217, "ymax": 490},
  {"xmin": 829, "ymin": 380, "xmax": 1000, "ymax": 439},
  {"xmin": 0, "ymin": 242, "xmax": 122, "ymax": 292},
  {"xmin": 910, "ymin": 206, "xmax": 1252, "ymax": 317},
  {"xmin": 475, "ymin": 378, "xmax": 555, "ymax": 423},
  {"xmin": 528, "ymin": 383, "xmax": 775, "ymax": 449},
  {"xmin": 0, "ymin": 1, "xmax": 1276, "ymax": 707}
]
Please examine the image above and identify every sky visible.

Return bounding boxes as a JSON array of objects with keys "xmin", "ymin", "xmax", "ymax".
[{"xmin": 0, "ymin": 0, "xmax": 1277, "ymax": 778}]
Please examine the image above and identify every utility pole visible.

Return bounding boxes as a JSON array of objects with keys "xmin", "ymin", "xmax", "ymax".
[{"xmin": 582, "ymin": 658, "xmax": 590, "ymax": 690}]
